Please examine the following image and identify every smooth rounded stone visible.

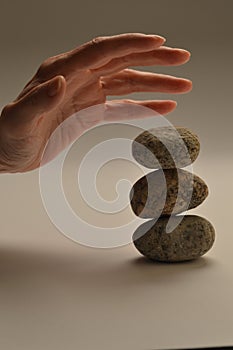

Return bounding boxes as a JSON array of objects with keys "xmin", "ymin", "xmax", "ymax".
[
  {"xmin": 130, "ymin": 168, "xmax": 208, "ymax": 218},
  {"xmin": 132, "ymin": 126, "xmax": 200, "ymax": 169},
  {"xmin": 133, "ymin": 215, "xmax": 215, "ymax": 262}
]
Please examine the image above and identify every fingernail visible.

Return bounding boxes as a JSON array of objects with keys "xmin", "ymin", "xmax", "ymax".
[
  {"xmin": 151, "ymin": 34, "xmax": 166, "ymax": 42},
  {"xmin": 48, "ymin": 77, "xmax": 61, "ymax": 97},
  {"xmin": 174, "ymin": 48, "xmax": 191, "ymax": 55}
]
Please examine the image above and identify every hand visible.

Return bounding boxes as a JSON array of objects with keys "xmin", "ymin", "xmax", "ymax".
[{"xmin": 0, "ymin": 33, "xmax": 192, "ymax": 173}]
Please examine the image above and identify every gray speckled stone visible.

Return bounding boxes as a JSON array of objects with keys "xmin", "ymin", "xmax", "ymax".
[
  {"xmin": 132, "ymin": 126, "xmax": 200, "ymax": 169},
  {"xmin": 133, "ymin": 215, "xmax": 215, "ymax": 262},
  {"xmin": 130, "ymin": 168, "xmax": 208, "ymax": 218}
]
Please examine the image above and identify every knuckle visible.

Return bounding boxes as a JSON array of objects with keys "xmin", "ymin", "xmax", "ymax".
[
  {"xmin": 99, "ymin": 78, "xmax": 106, "ymax": 89},
  {"xmin": 91, "ymin": 36, "xmax": 103, "ymax": 46},
  {"xmin": 36, "ymin": 54, "xmax": 67, "ymax": 79},
  {"xmin": 125, "ymin": 69, "xmax": 138, "ymax": 89},
  {"xmin": 125, "ymin": 70, "xmax": 133, "ymax": 84},
  {"xmin": 36, "ymin": 58, "xmax": 53, "ymax": 77}
]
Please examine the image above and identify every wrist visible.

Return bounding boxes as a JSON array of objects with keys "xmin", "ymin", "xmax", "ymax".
[
  {"xmin": 0, "ymin": 146, "xmax": 11, "ymax": 173},
  {"xmin": 0, "ymin": 121, "xmax": 11, "ymax": 174}
]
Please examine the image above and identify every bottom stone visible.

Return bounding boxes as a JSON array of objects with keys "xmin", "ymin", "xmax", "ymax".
[{"xmin": 132, "ymin": 215, "xmax": 215, "ymax": 262}]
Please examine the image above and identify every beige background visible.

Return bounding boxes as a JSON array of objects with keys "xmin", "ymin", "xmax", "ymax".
[{"xmin": 0, "ymin": 1, "xmax": 233, "ymax": 349}]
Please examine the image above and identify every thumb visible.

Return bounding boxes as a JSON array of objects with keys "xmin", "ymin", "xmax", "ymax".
[
  {"xmin": 22, "ymin": 75, "xmax": 66, "ymax": 117},
  {"xmin": 5, "ymin": 75, "xmax": 66, "ymax": 126}
]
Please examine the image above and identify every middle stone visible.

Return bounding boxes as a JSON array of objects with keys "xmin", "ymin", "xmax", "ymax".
[{"xmin": 130, "ymin": 168, "xmax": 208, "ymax": 218}]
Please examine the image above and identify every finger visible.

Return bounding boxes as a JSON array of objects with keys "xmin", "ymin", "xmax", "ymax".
[
  {"xmin": 65, "ymin": 33, "xmax": 166, "ymax": 71},
  {"xmin": 103, "ymin": 99, "xmax": 177, "ymax": 120},
  {"xmin": 2, "ymin": 76, "xmax": 66, "ymax": 131},
  {"xmin": 92, "ymin": 46, "xmax": 191, "ymax": 77},
  {"xmin": 101, "ymin": 68, "xmax": 192, "ymax": 95}
]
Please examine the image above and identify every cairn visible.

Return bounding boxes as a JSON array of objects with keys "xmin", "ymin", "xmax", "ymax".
[{"xmin": 130, "ymin": 126, "xmax": 215, "ymax": 262}]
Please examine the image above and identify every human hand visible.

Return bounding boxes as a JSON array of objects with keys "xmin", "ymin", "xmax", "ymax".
[{"xmin": 0, "ymin": 33, "xmax": 192, "ymax": 173}]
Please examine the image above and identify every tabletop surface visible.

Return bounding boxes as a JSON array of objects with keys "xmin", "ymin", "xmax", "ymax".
[
  {"xmin": 0, "ymin": 148, "xmax": 232, "ymax": 350},
  {"xmin": 0, "ymin": 0, "xmax": 232, "ymax": 348}
]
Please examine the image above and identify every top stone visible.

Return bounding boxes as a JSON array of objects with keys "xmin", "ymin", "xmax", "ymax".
[{"xmin": 132, "ymin": 126, "xmax": 200, "ymax": 169}]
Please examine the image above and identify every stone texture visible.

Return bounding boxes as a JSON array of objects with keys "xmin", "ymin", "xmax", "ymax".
[
  {"xmin": 133, "ymin": 215, "xmax": 215, "ymax": 262},
  {"xmin": 130, "ymin": 168, "xmax": 208, "ymax": 218},
  {"xmin": 132, "ymin": 126, "xmax": 200, "ymax": 169}
]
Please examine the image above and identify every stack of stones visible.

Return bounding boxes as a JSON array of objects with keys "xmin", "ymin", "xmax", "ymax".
[{"xmin": 130, "ymin": 126, "xmax": 215, "ymax": 262}]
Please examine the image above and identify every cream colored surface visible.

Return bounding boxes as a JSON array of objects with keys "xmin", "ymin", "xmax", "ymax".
[
  {"xmin": 0, "ymin": 0, "xmax": 233, "ymax": 349},
  {"xmin": 0, "ymin": 153, "xmax": 233, "ymax": 350}
]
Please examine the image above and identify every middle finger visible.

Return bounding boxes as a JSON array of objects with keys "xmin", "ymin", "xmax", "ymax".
[{"xmin": 101, "ymin": 68, "xmax": 192, "ymax": 95}]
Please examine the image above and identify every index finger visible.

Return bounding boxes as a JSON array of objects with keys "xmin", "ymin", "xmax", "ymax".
[{"xmin": 66, "ymin": 33, "xmax": 166, "ymax": 70}]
